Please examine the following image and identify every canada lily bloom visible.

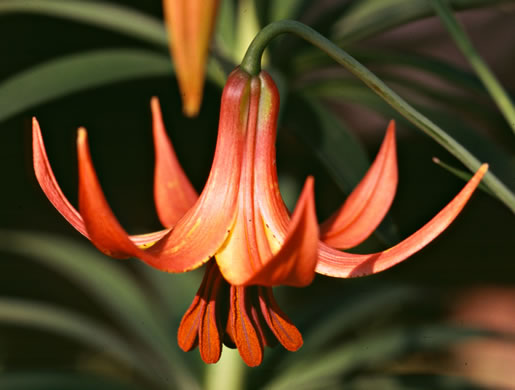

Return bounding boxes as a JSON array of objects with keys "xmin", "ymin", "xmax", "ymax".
[
  {"xmin": 33, "ymin": 67, "xmax": 487, "ymax": 366},
  {"xmin": 163, "ymin": 0, "xmax": 220, "ymax": 117}
]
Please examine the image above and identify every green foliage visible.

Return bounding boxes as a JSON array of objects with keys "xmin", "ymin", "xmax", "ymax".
[{"xmin": 0, "ymin": 1, "xmax": 513, "ymax": 389}]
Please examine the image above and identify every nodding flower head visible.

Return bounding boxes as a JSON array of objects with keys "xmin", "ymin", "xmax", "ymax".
[{"xmin": 33, "ymin": 67, "xmax": 487, "ymax": 365}]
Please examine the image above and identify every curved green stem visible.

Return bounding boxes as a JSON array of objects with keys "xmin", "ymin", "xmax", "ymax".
[
  {"xmin": 241, "ymin": 20, "xmax": 515, "ymax": 213},
  {"xmin": 431, "ymin": 0, "xmax": 515, "ymax": 136}
]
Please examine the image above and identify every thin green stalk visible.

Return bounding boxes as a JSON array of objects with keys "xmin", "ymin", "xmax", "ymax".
[
  {"xmin": 431, "ymin": 0, "xmax": 515, "ymax": 135},
  {"xmin": 205, "ymin": 349, "xmax": 246, "ymax": 390},
  {"xmin": 240, "ymin": 20, "xmax": 515, "ymax": 213}
]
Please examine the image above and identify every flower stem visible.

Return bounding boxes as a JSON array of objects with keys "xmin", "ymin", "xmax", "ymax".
[
  {"xmin": 431, "ymin": 0, "xmax": 515, "ymax": 136},
  {"xmin": 240, "ymin": 20, "xmax": 515, "ymax": 213},
  {"xmin": 205, "ymin": 349, "xmax": 246, "ymax": 390}
]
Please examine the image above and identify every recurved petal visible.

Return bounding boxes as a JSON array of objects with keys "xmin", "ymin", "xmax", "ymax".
[
  {"xmin": 33, "ymin": 119, "xmax": 168, "ymax": 249},
  {"xmin": 78, "ymin": 128, "xmax": 147, "ymax": 259},
  {"xmin": 152, "ymin": 97, "xmax": 198, "ymax": 227},
  {"xmin": 33, "ymin": 117, "xmax": 88, "ymax": 238},
  {"xmin": 245, "ymin": 177, "xmax": 319, "ymax": 287},
  {"xmin": 77, "ymin": 128, "xmax": 228, "ymax": 272},
  {"xmin": 316, "ymin": 164, "xmax": 488, "ymax": 278},
  {"xmin": 254, "ymin": 71, "xmax": 290, "ymax": 235},
  {"xmin": 320, "ymin": 120, "xmax": 398, "ymax": 249}
]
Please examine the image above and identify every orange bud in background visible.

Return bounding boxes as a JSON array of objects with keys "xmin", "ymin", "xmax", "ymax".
[{"xmin": 163, "ymin": 0, "xmax": 220, "ymax": 117}]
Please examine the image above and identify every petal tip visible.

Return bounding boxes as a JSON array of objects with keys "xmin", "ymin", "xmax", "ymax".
[
  {"xmin": 182, "ymin": 96, "xmax": 201, "ymax": 117},
  {"xmin": 150, "ymin": 96, "xmax": 160, "ymax": 112},
  {"xmin": 77, "ymin": 127, "xmax": 87, "ymax": 139}
]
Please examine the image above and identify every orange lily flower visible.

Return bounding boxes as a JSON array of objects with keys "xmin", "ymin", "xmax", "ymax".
[
  {"xmin": 163, "ymin": 0, "xmax": 220, "ymax": 117},
  {"xmin": 33, "ymin": 67, "xmax": 487, "ymax": 366}
]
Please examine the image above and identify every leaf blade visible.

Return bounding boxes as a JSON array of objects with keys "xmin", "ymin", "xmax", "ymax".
[
  {"xmin": 0, "ymin": 49, "xmax": 173, "ymax": 122},
  {"xmin": 0, "ymin": 0, "xmax": 167, "ymax": 47}
]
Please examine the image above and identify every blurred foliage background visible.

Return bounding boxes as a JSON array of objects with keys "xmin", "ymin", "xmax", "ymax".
[{"xmin": 0, "ymin": 0, "xmax": 514, "ymax": 389}]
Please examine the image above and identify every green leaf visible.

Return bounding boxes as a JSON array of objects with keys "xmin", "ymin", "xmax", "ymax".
[
  {"xmin": 293, "ymin": 48, "xmax": 485, "ymax": 96},
  {"xmin": 296, "ymin": 286, "xmax": 418, "ymax": 359},
  {"xmin": 431, "ymin": 0, "xmax": 515, "ymax": 135},
  {"xmin": 139, "ymin": 266, "xmax": 202, "ymax": 326},
  {"xmin": 333, "ymin": 0, "xmax": 510, "ymax": 45},
  {"xmin": 0, "ymin": 231, "xmax": 199, "ymax": 390},
  {"xmin": 0, "ymin": 0, "xmax": 168, "ymax": 47},
  {"xmin": 0, "ymin": 298, "xmax": 153, "ymax": 383},
  {"xmin": 215, "ymin": 0, "xmax": 236, "ymax": 60},
  {"xmin": 0, "ymin": 49, "xmax": 173, "ymax": 122},
  {"xmin": 301, "ymin": 78, "xmax": 515, "ymax": 193},
  {"xmin": 268, "ymin": 0, "xmax": 310, "ymax": 22},
  {"xmin": 235, "ymin": 0, "xmax": 263, "ymax": 65},
  {"xmin": 345, "ymin": 374, "xmax": 488, "ymax": 390},
  {"xmin": 267, "ymin": 325, "xmax": 497, "ymax": 390},
  {"xmin": 0, "ymin": 371, "xmax": 147, "ymax": 390},
  {"xmin": 289, "ymin": 94, "xmax": 370, "ymax": 191}
]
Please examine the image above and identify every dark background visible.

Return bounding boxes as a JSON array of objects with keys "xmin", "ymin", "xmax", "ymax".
[{"xmin": 0, "ymin": 0, "xmax": 513, "ymax": 387}]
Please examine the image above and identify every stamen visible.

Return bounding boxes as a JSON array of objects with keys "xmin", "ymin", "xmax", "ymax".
[
  {"xmin": 229, "ymin": 286, "xmax": 263, "ymax": 367},
  {"xmin": 249, "ymin": 288, "xmax": 279, "ymax": 348},
  {"xmin": 179, "ymin": 263, "xmax": 303, "ymax": 366},
  {"xmin": 199, "ymin": 267, "xmax": 223, "ymax": 363},
  {"xmin": 178, "ymin": 262, "xmax": 224, "ymax": 363},
  {"xmin": 258, "ymin": 287, "xmax": 303, "ymax": 351}
]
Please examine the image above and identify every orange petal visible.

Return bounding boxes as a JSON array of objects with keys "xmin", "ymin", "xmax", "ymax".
[
  {"xmin": 245, "ymin": 177, "xmax": 320, "ymax": 287},
  {"xmin": 78, "ymin": 71, "xmax": 251, "ymax": 270},
  {"xmin": 254, "ymin": 71, "xmax": 290, "ymax": 234},
  {"xmin": 163, "ymin": 0, "xmax": 220, "ymax": 116},
  {"xmin": 320, "ymin": 120, "xmax": 398, "ymax": 249},
  {"xmin": 214, "ymin": 75, "xmax": 264, "ymax": 284},
  {"xmin": 33, "ymin": 117, "xmax": 88, "ymax": 238},
  {"xmin": 216, "ymin": 72, "xmax": 318, "ymax": 287},
  {"xmin": 77, "ymin": 128, "xmax": 233, "ymax": 272},
  {"xmin": 151, "ymin": 97, "xmax": 198, "ymax": 227},
  {"xmin": 33, "ymin": 118, "xmax": 168, "ymax": 248},
  {"xmin": 316, "ymin": 164, "xmax": 488, "ymax": 277},
  {"xmin": 229, "ymin": 286, "xmax": 263, "ymax": 367}
]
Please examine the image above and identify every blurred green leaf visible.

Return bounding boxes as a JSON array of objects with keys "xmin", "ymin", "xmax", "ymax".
[
  {"xmin": 301, "ymin": 78, "xmax": 515, "ymax": 192},
  {"xmin": 333, "ymin": 0, "xmax": 509, "ymax": 45},
  {"xmin": 0, "ymin": 49, "xmax": 172, "ymax": 122},
  {"xmin": 290, "ymin": 94, "xmax": 370, "ymax": 191},
  {"xmin": 0, "ymin": 0, "xmax": 167, "ymax": 47},
  {"xmin": 352, "ymin": 50, "xmax": 484, "ymax": 93},
  {"xmin": 0, "ymin": 231, "xmax": 199, "ymax": 390},
  {"xmin": 268, "ymin": 0, "xmax": 310, "ymax": 22},
  {"xmin": 216, "ymin": 0, "xmax": 236, "ymax": 60},
  {"xmin": 431, "ymin": 0, "xmax": 515, "ymax": 135},
  {"xmin": 0, "ymin": 297, "xmax": 153, "ymax": 382},
  {"xmin": 296, "ymin": 286, "xmax": 418, "ymax": 359},
  {"xmin": 0, "ymin": 371, "xmax": 147, "ymax": 390},
  {"xmin": 235, "ymin": 0, "xmax": 263, "ymax": 64},
  {"xmin": 139, "ymin": 266, "xmax": 202, "ymax": 326},
  {"xmin": 267, "ymin": 325, "xmax": 497, "ymax": 390},
  {"xmin": 293, "ymin": 48, "xmax": 484, "ymax": 94},
  {"xmin": 345, "ymin": 374, "xmax": 487, "ymax": 390}
]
